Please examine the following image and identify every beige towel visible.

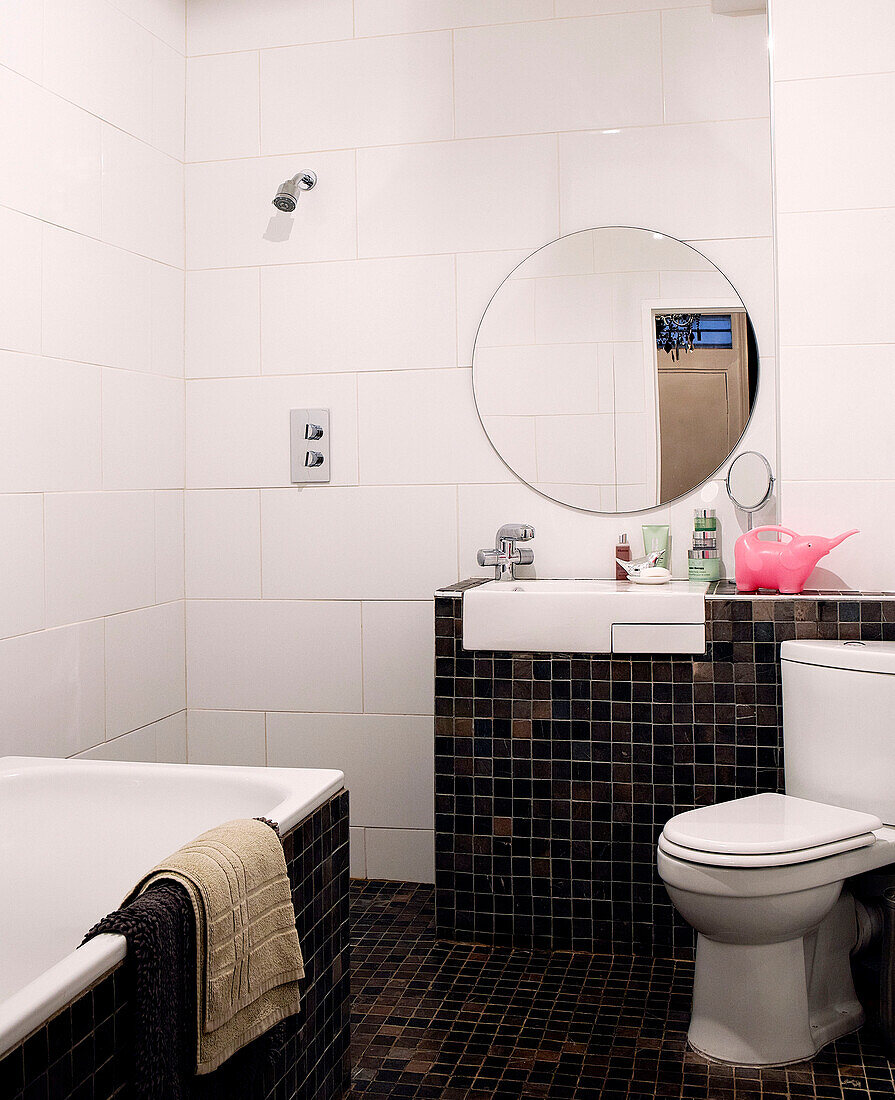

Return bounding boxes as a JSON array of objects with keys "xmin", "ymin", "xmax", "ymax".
[{"xmin": 125, "ymin": 818, "xmax": 304, "ymax": 1074}]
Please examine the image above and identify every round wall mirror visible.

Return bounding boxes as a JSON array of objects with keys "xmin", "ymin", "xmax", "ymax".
[{"xmin": 471, "ymin": 226, "xmax": 760, "ymax": 514}]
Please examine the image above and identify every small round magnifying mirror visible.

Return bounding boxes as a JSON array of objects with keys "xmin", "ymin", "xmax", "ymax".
[{"xmin": 726, "ymin": 451, "xmax": 774, "ymax": 529}]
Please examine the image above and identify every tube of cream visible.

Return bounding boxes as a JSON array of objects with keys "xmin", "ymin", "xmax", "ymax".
[{"xmin": 641, "ymin": 524, "xmax": 670, "ymax": 570}]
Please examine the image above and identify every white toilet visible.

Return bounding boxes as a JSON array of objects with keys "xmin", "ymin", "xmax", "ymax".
[{"xmin": 657, "ymin": 639, "xmax": 895, "ymax": 1066}]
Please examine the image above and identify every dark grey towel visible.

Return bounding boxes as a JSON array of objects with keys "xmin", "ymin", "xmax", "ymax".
[{"xmin": 83, "ymin": 880, "xmax": 285, "ymax": 1099}]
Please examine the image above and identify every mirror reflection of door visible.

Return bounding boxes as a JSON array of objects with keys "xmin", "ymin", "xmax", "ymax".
[{"xmin": 656, "ymin": 310, "xmax": 754, "ymax": 502}]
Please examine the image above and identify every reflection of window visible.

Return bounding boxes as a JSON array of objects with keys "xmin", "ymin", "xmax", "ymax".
[
  {"xmin": 691, "ymin": 314, "xmax": 733, "ymax": 349},
  {"xmin": 655, "ymin": 313, "xmax": 733, "ymax": 358}
]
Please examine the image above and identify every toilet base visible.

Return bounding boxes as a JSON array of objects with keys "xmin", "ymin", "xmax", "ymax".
[{"xmin": 687, "ymin": 896, "xmax": 865, "ymax": 1066}]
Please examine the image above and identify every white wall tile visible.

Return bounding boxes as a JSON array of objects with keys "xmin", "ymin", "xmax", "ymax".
[
  {"xmin": 349, "ymin": 827, "xmax": 366, "ymax": 878},
  {"xmin": 358, "ymin": 369, "xmax": 510, "ymax": 485},
  {"xmin": 556, "ymin": 0, "xmax": 702, "ymax": 11},
  {"xmin": 105, "ymin": 601, "xmax": 185, "ymax": 737},
  {"xmin": 0, "ymin": 621, "xmax": 104, "ymax": 758},
  {"xmin": 45, "ymin": 492, "xmax": 156, "ymax": 625},
  {"xmin": 187, "ymin": 709, "xmax": 266, "ymax": 765},
  {"xmin": 780, "ymin": 481, "xmax": 895, "ymax": 592},
  {"xmin": 152, "ymin": 35, "xmax": 186, "ymax": 159},
  {"xmin": 354, "ymin": 0, "xmax": 553, "ymax": 36},
  {"xmin": 474, "ymin": 345, "xmax": 600, "ymax": 417},
  {"xmin": 187, "ymin": 52, "xmax": 259, "ymax": 162},
  {"xmin": 0, "ymin": 67, "xmax": 102, "ymax": 237},
  {"xmin": 155, "ymin": 490, "xmax": 185, "ymax": 603},
  {"xmin": 186, "ymin": 268, "xmax": 260, "ymax": 379},
  {"xmin": 154, "ymin": 710, "xmax": 188, "ymax": 763},
  {"xmin": 0, "ymin": 495, "xmax": 45, "ymax": 640},
  {"xmin": 357, "ymin": 136, "xmax": 558, "ymax": 257},
  {"xmin": 102, "ymin": 371, "xmax": 185, "ymax": 489},
  {"xmin": 771, "ymin": 0, "xmax": 895, "ymax": 80},
  {"xmin": 151, "ymin": 263, "xmax": 186, "ymax": 378},
  {"xmin": 262, "ymin": 33, "xmax": 453, "ymax": 154},
  {"xmin": 266, "ymin": 712, "xmax": 434, "ymax": 829},
  {"xmin": 186, "ymin": 151, "xmax": 357, "ymax": 269},
  {"xmin": 662, "ymin": 7, "xmax": 769, "ymax": 124},
  {"xmin": 101, "ymin": 127, "xmax": 183, "ymax": 268},
  {"xmin": 694, "ymin": 237, "xmax": 775, "ymax": 358},
  {"xmin": 475, "ymin": 278, "xmax": 536, "ymax": 350},
  {"xmin": 261, "ymin": 257, "xmax": 456, "ymax": 375},
  {"xmin": 0, "ymin": 0, "xmax": 44, "ymax": 80},
  {"xmin": 44, "ymin": 0, "xmax": 153, "ymax": 139},
  {"xmin": 185, "ymin": 489, "xmax": 261, "ymax": 597},
  {"xmin": 362, "ymin": 601, "xmax": 434, "ymax": 715},
  {"xmin": 0, "ymin": 353, "xmax": 102, "ymax": 492},
  {"xmin": 559, "ymin": 120, "xmax": 772, "ymax": 241},
  {"xmin": 775, "ymin": 74, "xmax": 895, "ymax": 214},
  {"xmin": 459, "ymin": 482, "xmax": 629, "ymax": 580},
  {"xmin": 79, "ymin": 723, "xmax": 157, "ymax": 762},
  {"xmin": 186, "ymin": 373, "xmax": 358, "ymax": 488},
  {"xmin": 186, "ymin": 600, "xmax": 362, "ymax": 711},
  {"xmin": 456, "ymin": 250, "xmax": 532, "ymax": 366},
  {"xmin": 779, "ymin": 346, "xmax": 895, "ymax": 482},
  {"xmin": 110, "ymin": 0, "xmax": 185, "ymax": 53},
  {"xmin": 536, "ymin": 414, "xmax": 616, "ymax": 485},
  {"xmin": 454, "ymin": 15, "xmax": 662, "ymax": 138},
  {"xmin": 365, "ymin": 828, "xmax": 434, "ymax": 884},
  {"xmin": 261, "ymin": 486, "xmax": 458, "ymax": 600},
  {"xmin": 479, "ymin": 416, "xmax": 538, "ymax": 485},
  {"xmin": 533, "ymin": 274, "xmax": 612, "ymax": 345},
  {"xmin": 0, "ymin": 208, "xmax": 42, "ymax": 355},
  {"xmin": 42, "ymin": 227, "xmax": 152, "ymax": 371},
  {"xmin": 777, "ymin": 209, "xmax": 895, "ymax": 347},
  {"xmin": 187, "ymin": 0, "xmax": 353, "ymax": 55}
]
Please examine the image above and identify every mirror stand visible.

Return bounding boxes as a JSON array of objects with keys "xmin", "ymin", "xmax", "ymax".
[{"xmin": 726, "ymin": 451, "xmax": 775, "ymax": 530}]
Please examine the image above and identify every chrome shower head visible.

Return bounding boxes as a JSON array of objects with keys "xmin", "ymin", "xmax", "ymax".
[{"xmin": 272, "ymin": 170, "xmax": 317, "ymax": 212}]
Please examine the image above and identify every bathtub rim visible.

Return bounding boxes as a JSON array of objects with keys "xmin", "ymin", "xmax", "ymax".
[{"xmin": 0, "ymin": 756, "xmax": 345, "ymax": 1060}]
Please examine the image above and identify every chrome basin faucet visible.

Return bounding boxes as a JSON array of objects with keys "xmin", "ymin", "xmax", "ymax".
[{"xmin": 477, "ymin": 523, "xmax": 535, "ymax": 581}]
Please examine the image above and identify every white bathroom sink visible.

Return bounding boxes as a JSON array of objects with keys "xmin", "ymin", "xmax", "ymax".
[{"xmin": 462, "ymin": 579, "xmax": 708, "ymax": 654}]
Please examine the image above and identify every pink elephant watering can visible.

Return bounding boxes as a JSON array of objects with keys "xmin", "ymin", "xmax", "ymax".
[{"xmin": 734, "ymin": 525, "xmax": 858, "ymax": 594}]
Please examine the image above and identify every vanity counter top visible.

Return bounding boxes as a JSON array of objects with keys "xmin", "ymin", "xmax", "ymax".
[{"xmin": 436, "ymin": 579, "xmax": 895, "ymax": 601}]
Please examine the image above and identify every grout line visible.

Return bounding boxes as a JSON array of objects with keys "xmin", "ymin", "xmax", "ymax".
[
  {"xmin": 181, "ymin": 114, "xmax": 772, "ymax": 166},
  {"xmin": 359, "ymin": 601, "xmax": 366, "ymax": 713}
]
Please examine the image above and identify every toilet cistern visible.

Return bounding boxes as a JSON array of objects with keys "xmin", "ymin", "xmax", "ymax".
[{"xmin": 476, "ymin": 523, "xmax": 535, "ymax": 581}]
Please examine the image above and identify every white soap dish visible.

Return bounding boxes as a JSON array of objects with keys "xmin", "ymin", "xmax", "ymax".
[{"xmin": 629, "ymin": 567, "xmax": 673, "ymax": 585}]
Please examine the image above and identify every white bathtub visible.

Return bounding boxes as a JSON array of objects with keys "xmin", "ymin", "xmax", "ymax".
[{"xmin": 0, "ymin": 756, "xmax": 344, "ymax": 1059}]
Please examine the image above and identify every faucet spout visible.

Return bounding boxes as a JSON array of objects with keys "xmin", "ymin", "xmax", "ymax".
[{"xmin": 477, "ymin": 523, "xmax": 536, "ymax": 581}]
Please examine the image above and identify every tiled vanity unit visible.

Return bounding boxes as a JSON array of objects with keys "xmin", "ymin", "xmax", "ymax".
[{"xmin": 434, "ymin": 580, "xmax": 895, "ymax": 957}]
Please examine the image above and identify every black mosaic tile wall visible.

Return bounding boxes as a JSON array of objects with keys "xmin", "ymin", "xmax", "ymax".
[
  {"xmin": 0, "ymin": 790, "xmax": 351, "ymax": 1100},
  {"xmin": 263, "ymin": 789, "xmax": 352, "ymax": 1100},
  {"xmin": 434, "ymin": 584, "xmax": 895, "ymax": 957}
]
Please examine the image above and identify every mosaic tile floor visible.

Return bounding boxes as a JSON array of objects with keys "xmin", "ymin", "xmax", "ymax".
[{"xmin": 348, "ymin": 881, "xmax": 895, "ymax": 1100}]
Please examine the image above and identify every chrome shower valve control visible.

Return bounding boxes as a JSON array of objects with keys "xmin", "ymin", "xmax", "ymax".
[
  {"xmin": 291, "ymin": 408, "xmax": 330, "ymax": 484},
  {"xmin": 477, "ymin": 523, "xmax": 535, "ymax": 581}
]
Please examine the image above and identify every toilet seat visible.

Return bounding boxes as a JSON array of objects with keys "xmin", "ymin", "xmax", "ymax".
[
  {"xmin": 657, "ymin": 830, "xmax": 877, "ymax": 869},
  {"xmin": 660, "ymin": 792, "xmax": 883, "ymax": 869}
]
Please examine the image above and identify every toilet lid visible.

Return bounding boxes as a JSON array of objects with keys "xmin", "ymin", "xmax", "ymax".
[{"xmin": 662, "ymin": 792, "xmax": 883, "ymax": 856}]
